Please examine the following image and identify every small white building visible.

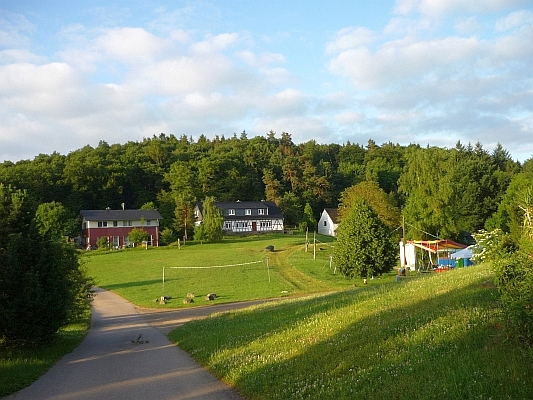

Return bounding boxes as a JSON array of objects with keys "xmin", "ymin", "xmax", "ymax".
[{"xmin": 317, "ymin": 208, "xmax": 339, "ymax": 237}]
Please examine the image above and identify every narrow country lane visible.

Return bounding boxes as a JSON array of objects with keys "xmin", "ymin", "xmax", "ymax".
[{"xmin": 4, "ymin": 288, "xmax": 244, "ymax": 400}]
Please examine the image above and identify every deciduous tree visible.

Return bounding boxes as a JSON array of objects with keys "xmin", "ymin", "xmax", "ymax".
[{"xmin": 333, "ymin": 199, "xmax": 397, "ymax": 279}]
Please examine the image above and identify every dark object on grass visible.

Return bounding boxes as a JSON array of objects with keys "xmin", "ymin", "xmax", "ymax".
[{"xmin": 265, "ymin": 245, "xmax": 274, "ymax": 252}]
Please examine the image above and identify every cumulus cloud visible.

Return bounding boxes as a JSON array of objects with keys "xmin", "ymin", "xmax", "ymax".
[{"xmin": 0, "ymin": 2, "xmax": 532, "ymax": 163}]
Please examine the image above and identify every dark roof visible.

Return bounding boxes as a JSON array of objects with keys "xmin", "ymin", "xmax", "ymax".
[
  {"xmin": 324, "ymin": 208, "xmax": 339, "ymax": 224},
  {"xmin": 196, "ymin": 201, "xmax": 284, "ymax": 219},
  {"xmin": 81, "ymin": 209, "xmax": 162, "ymax": 221}
]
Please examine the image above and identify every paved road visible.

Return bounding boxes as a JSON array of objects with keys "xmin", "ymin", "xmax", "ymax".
[{"xmin": 5, "ymin": 288, "xmax": 248, "ymax": 400}]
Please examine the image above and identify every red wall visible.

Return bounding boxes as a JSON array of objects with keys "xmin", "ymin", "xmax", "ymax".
[{"xmin": 83, "ymin": 226, "xmax": 159, "ymax": 248}]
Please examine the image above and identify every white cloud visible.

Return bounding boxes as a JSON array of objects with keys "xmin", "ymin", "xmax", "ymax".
[
  {"xmin": 190, "ymin": 32, "xmax": 241, "ymax": 54},
  {"xmin": 325, "ymin": 27, "xmax": 378, "ymax": 54},
  {"xmin": 395, "ymin": 0, "xmax": 529, "ymax": 18},
  {"xmin": 94, "ymin": 27, "xmax": 170, "ymax": 63},
  {"xmin": 328, "ymin": 36, "xmax": 481, "ymax": 89}
]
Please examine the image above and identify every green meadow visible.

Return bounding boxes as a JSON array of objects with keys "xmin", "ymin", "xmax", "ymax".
[
  {"xmin": 169, "ymin": 263, "xmax": 533, "ymax": 399},
  {"xmin": 5, "ymin": 233, "xmax": 533, "ymax": 399},
  {"xmin": 85, "ymin": 233, "xmax": 363, "ymax": 307}
]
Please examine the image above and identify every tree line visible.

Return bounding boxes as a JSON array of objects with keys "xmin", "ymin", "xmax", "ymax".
[{"xmin": 0, "ymin": 131, "xmax": 531, "ymax": 243}]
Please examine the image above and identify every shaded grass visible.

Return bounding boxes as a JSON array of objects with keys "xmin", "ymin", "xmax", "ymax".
[
  {"xmin": 0, "ymin": 310, "xmax": 90, "ymax": 397},
  {"xmin": 85, "ymin": 233, "xmax": 356, "ymax": 308},
  {"xmin": 169, "ymin": 264, "xmax": 533, "ymax": 399}
]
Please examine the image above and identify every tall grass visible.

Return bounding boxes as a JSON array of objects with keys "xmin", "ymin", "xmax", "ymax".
[{"xmin": 169, "ymin": 264, "xmax": 533, "ymax": 399}]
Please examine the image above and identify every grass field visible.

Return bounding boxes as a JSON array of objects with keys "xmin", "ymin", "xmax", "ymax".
[
  {"xmin": 169, "ymin": 263, "xmax": 533, "ymax": 400},
  {"xmin": 84, "ymin": 233, "xmax": 365, "ymax": 307}
]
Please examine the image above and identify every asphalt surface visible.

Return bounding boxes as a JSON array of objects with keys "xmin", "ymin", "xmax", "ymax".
[{"xmin": 5, "ymin": 288, "xmax": 251, "ymax": 400}]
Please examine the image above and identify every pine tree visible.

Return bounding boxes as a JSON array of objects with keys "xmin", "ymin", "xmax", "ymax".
[{"xmin": 334, "ymin": 199, "xmax": 397, "ymax": 279}]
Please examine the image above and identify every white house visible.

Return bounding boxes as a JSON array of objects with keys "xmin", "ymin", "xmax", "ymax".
[
  {"xmin": 317, "ymin": 208, "xmax": 339, "ymax": 237},
  {"xmin": 194, "ymin": 200, "xmax": 284, "ymax": 234}
]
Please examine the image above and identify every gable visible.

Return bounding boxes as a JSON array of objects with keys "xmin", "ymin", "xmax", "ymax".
[{"xmin": 323, "ymin": 208, "xmax": 339, "ymax": 224}]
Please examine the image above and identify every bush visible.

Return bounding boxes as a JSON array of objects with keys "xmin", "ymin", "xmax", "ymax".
[
  {"xmin": 474, "ymin": 230, "xmax": 533, "ymax": 344},
  {"xmin": 97, "ymin": 236, "xmax": 108, "ymax": 249},
  {"xmin": 160, "ymin": 228, "xmax": 176, "ymax": 245},
  {"xmin": 0, "ymin": 185, "xmax": 93, "ymax": 346}
]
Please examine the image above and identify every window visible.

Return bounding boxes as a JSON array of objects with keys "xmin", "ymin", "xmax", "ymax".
[
  {"xmin": 245, "ymin": 209, "xmax": 251, "ymax": 215},
  {"xmin": 123, "ymin": 221, "xmax": 132, "ymax": 227},
  {"xmin": 98, "ymin": 221, "xmax": 108, "ymax": 227},
  {"xmin": 258, "ymin": 209, "xmax": 265, "ymax": 215},
  {"xmin": 228, "ymin": 209, "xmax": 235, "ymax": 215}
]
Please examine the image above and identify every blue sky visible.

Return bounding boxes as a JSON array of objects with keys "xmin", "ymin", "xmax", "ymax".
[{"xmin": 1, "ymin": 0, "xmax": 532, "ymax": 162}]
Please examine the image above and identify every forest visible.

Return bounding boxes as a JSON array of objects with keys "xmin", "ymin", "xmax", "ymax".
[{"xmin": 0, "ymin": 131, "xmax": 532, "ymax": 244}]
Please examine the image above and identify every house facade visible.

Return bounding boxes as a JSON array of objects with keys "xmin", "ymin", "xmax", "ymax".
[
  {"xmin": 317, "ymin": 208, "xmax": 339, "ymax": 237},
  {"xmin": 195, "ymin": 201, "xmax": 284, "ymax": 234},
  {"xmin": 80, "ymin": 209, "xmax": 162, "ymax": 249}
]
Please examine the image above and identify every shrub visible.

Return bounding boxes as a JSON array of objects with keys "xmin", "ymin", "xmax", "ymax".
[{"xmin": 474, "ymin": 229, "xmax": 533, "ymax": 344}]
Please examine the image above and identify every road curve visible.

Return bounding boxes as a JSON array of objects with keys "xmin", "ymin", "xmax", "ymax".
[{"xmin": 5, "ymin": 288, "xmax": 245, "ymax": 400}]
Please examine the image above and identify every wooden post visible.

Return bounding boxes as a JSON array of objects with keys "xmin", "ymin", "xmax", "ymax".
[{"xmin": 313, "ymin": 231, "xmax": 316, "ymax": 260}]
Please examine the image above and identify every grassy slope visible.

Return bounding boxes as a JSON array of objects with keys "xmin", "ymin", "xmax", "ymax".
[
  {"xmin": 169, "ymin": 264, "xmax": 533, "ymax": 400},
  {"xmin": 0, "ymin": 312, "xmax": 90, "ymax": 397}
]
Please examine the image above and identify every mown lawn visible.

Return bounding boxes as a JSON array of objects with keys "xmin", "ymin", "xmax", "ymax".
[
  {"xmin": 169, "ymin": 263, "xmax": 533, "ymax": 400},
  {"xmin": 85, "ymin": 233, "xmax": 357, "ymax": 307}
]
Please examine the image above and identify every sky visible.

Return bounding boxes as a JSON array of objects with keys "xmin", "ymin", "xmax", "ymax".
[{"xmin": 1, "ymin": 0, "xmax": 532, "ymax": 163}]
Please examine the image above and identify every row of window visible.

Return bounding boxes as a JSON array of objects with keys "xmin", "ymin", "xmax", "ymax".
[
  {"xmin": 97, "ymin": 220, "xmax": 152, "ymax": 227},
  {"xmin": 223, "ymin": 221, "xmax": 272, "ymax": 229},
  {"xmin": 227, "ymin": 208, "xmax": 266, "ymax": 216}
]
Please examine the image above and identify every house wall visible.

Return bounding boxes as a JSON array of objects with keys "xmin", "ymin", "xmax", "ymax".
[
  {"xmin": 222, "ymin": 218, "xmax": 284, "ymax": 233},
  {"xmin": 317, "ymin": 211, "xmax": 337, "ymax": 237},
  {"xmin": 83, "ymin": 226, "xmax": 159, "ymax": 248}
]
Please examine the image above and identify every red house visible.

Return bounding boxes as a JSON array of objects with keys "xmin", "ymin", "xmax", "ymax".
[{"xmin": 80, "ymin": 209, "xmax": 162, "ymax": 249}]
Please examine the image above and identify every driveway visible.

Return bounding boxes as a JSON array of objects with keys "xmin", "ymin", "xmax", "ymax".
[{"xmin": 5, "ymin": 288, "xmax": 259, "ymax": 400}]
